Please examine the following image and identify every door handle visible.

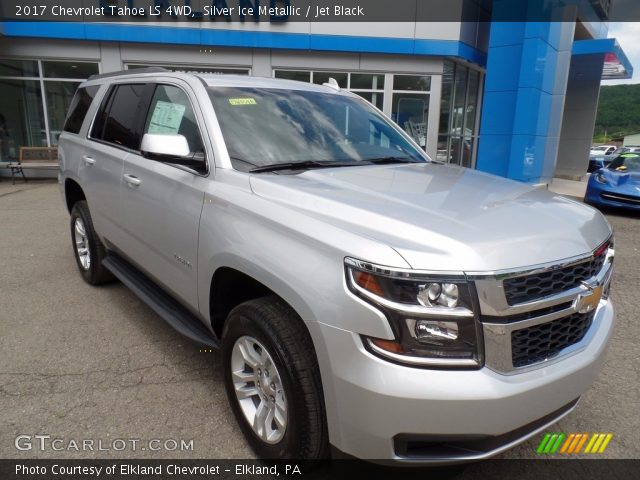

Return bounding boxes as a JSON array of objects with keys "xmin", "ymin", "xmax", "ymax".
[
  {"xmin": 123, "ymin": 174, "xmax": 141, "ymax": 187},
  {"xmin": 82, "ymin": 155, "xmax": 95, "ymax": 165}
]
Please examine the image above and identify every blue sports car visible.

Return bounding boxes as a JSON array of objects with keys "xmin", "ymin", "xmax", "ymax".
[{"xmin": 585, "ymin": 153, "xmax": 640, "ymax": 210}]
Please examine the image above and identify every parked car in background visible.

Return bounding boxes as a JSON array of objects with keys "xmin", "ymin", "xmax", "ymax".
[
  {"xmin": 585, "ymin": 152, "xmax": 640, "ymax": 210},
  {"xmin": 589, "ymin": 145, "xmax": 616, "ymax": 157},
  {"xmin": 589, "ymin": 146, "xmax": 640, "ymax": 173}
]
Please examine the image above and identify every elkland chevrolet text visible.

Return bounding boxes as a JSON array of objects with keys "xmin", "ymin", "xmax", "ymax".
[{"xmin": 58, "ymin": 69, "xmax": 615, "ymax": 462}]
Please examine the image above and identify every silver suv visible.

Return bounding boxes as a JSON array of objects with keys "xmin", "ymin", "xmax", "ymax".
[{"xmin": 59, "ymin": 69, "xmax": 615, "ymax": 462}]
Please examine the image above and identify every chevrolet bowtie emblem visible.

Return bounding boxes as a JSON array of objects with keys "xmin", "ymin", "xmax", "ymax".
[{"xmin": 577, "ymin": 283, "xmax": 603, "ymax": 314}]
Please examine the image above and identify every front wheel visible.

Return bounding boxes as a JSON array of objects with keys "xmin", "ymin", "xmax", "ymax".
[
  {"xmin": 70, "ymin": 200, "xmax": 114, "ymax": 285},
  {"xmin": 221, "ymin": 296, "xmax": 328, "ymax": 459}
]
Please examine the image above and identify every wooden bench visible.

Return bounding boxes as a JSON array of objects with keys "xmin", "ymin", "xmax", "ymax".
[{"xmin": 6, "ymin": 147, "xmax": 59, "ymax": 184}]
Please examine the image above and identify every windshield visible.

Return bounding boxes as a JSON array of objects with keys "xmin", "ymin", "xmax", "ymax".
[
  {"xmin": 608, "ymin": 154, "xmax": 640, "ymax": 172},
  {"xmin": 207, "ymin": 87, "xmax": 428, "ymax": 172}
]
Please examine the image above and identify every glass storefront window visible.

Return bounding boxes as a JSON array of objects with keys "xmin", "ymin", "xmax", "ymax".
[
  {"xmin": 392, "ymin": 93, "xmax": 429, "ymax": 148},
  {"xmin": 350, "ymin": 74, "xmax": 384, "ymax": 90},
  {"xmin": 465, "ymin": 70, "xmax": 480, "ymax": 134},
  {"xmin": 312, "ymin": 71, "xmax": 348, "ymax": 88},
  {"xmin": 391, "ymin": 75, "xmax": 432, "ymax": 150},
  {"xmin": 353, "ymin": 91, "xmax": 383, "ymax": 110},
  {"xmin": 273, "ymin": 70, "xmax": 385, "ymax": 112},
  {"xmin": 439, "ymin": 62, "xmax": 454, "ymax": 138},
  {"xmin": 452, "ymin": 65, "xmax": 468, "ymax": 135},
  {"xmin": 274, "ymin": 70, "xmax": 311, "ymax": 82},
  {"xmin": 0, "ymin": 59, "xmax": 38, "ymax": 78},
  {"xmin": 0, "ymin": 58, "xmax": 99, "ymax": 158},
  {"xmin": 438, "ymin": 61, "xmax": 483, "ymax": 168},
  {"xmin": 42, "ymin": 61, "xmax": 99, "ymax": 79},
  {"xmin": 437, "ymin": 135, "xmax": 450, "ymax": 163},
  {"xmin": 0, "ymin": 79, "xmax": 46, "ymax": 161},
  {"xmin": 393, "ymin": 75, "xmax": 431, "ymax": 91},
  {"xmin": 45, "ymin": 81, "xmax": 81, "ymax": 146},
  {"xmin": 127, "ymin": 64, "xmax": 249, "ymax": 75}
]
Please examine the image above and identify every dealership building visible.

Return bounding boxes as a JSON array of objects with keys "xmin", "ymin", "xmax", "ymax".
[{"xmin": 0, "ymin": 0, "xmax": 633, "ymax": 184}]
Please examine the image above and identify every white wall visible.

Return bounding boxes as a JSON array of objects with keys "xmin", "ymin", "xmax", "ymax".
[{"xmin": 623, "ymin": 133, "xmax": 640, "ymax": 146}]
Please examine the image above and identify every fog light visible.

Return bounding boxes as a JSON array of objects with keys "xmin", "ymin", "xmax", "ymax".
[
  {"xmin": 417, "ymin": 283, "xmax": 459, "ymax": 308},
  {"xmin": 412, "ymin": 319, "xmax": 459, "ymax": 344}
]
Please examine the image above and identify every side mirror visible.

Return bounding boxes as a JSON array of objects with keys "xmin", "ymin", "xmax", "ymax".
[{"xmin": 141, "ymin": 133, "xmax": 191, "ymax": 158}]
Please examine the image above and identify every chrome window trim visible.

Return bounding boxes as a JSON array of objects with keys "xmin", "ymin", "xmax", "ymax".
[{"xmin": 85, "ymin": 78, "xmax": 212, "ymax": 177}]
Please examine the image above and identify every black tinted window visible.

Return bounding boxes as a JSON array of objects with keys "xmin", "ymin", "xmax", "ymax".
[
  {"xmin": 63, "ymin": 86, "xmax": 99, "ymax": 134},
  {"xmin": 100, "ymin": 84, "xmax": 146, "ymax": 150}
]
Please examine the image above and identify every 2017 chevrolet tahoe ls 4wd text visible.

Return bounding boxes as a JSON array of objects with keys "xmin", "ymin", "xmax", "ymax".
[{"xmin": 58, "ymin": 69, "xmax": 615, "ymax": 462}]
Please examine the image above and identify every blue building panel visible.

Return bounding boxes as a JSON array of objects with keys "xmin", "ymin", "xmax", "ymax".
[{"xmin": 477, "ymin": 7, "xmax": 575, "ymax": 184}]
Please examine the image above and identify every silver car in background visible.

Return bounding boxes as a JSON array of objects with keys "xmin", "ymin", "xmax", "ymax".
[{"xmin": 58, "ymin": 69, "xmax": 615, "ymax": 462}]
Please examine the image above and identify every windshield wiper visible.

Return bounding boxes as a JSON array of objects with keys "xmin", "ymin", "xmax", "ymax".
[{"xmin": 250, "ymin": 160, "xmax": 360, "ymax": 173}]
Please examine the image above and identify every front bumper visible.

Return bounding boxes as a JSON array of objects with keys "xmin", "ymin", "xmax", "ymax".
[
  {"xmin": 314, "ymin": 300, "xmax": 615, "ymax": 462},
  {"xmin": 585, "ymin": 183, "xmax": 640, "ymax": 210}
]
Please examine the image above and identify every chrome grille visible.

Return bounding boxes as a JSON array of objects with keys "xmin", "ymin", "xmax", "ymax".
[
  {"xmin": 502, "ymin": 250, "xmax": 607, "ymax": 305},
  {"xmin": 511, "ymin": 311, "xmax": 595, "ymax": 368},
  {"xmin": 476, "ymin": 240, "xmax": 614, "ymax": 374}
]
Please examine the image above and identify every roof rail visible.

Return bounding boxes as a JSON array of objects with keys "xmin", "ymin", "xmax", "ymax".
[{"xmin": 88, "ymin": 67, "xmax": 169, "ymax": 81}]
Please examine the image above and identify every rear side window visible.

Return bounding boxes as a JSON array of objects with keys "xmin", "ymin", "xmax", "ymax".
[
  {"xmin": 63, "ymin": 85, "xmax": 100, "ymax": 134},
  {"xmin": 92, "ymin": 83, "xmax": 146, "ymax": 150}
]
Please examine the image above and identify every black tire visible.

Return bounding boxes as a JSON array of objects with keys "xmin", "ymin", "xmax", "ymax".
[
  {"xmin": 69, "ymin": 200, "xmax": 114, "ymax": 285},
  {"xmin": 222, "ymin": 296, "xmax": 328, "ymax": 459}
]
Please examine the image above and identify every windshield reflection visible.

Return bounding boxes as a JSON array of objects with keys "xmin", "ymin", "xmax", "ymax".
[{"xmin": 207, "ymin": 87, "xmax": 428, "ymax": 172}]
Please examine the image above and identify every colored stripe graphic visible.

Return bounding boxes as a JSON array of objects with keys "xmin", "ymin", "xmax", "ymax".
[
  {"xmin": 574, "ymin": 433, "xmax": 589, "ymax": 453},
  {"xmin": 559, "ymin": 433, "xmax": 575, "ymax": 453},
  {"xmin": 544, "ymin": 434, "xmax": 559, "ymax": 453},
  {"xmin": 598, "ymin": 434, "xmax": 613, "ymax": 453},
  {"xmin": 584, "ymin": 433, "xmax": 599, "ymax": 453},
  {"xmin": 536, "ymin": 433, "xmax": 552, "ymax": 454},
  {"xmin": 550, "ymin": 433, "xmax": 566, "ymax": 453},
  {"xmin": 537, "ymin": 433, "xmax": 613, "ymax": 455}
]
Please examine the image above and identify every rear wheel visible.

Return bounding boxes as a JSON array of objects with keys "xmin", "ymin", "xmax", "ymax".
[
  {"xmin": 70, "ymin": 200, "xmax": 114, "ymax": 285},
  {"xmin": 222, "ymin": 296, "xmax": 328, "ymax": 459}
]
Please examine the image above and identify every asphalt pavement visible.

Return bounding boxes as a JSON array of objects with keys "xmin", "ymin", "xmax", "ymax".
[{"xmin": 0, "ymin": 180, "xmax": 638, "ymax": 461}]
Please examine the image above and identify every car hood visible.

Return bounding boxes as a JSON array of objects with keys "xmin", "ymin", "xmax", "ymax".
[
  {"xmin": 249, "ymin": 163, "xmax": 612, "ymax": 272},
  {"xmin": 600, "ymin": 169, "xmax": 640, "ymax": 190}
]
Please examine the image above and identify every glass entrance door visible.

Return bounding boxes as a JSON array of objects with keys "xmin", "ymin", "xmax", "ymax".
[{"xmin": 391, "ymin": 75, "xmax": 431, "ymax": 151}]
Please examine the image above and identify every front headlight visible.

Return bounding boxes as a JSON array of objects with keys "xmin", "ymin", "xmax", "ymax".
[
  {"xmin": 345, "ymin": 258, "xmax": 483, "ymax": 369},
  {"xmin": 594, "ymin": 172, "xmax": 608, "ymax": 184}
]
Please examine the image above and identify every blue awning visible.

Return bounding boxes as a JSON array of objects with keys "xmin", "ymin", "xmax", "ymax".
[{"xmin": 572, "ymin": 38, "xmax": 633, "ymax": 80}]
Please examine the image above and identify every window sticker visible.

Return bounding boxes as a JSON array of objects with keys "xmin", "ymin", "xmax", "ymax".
[
  {"xmin": 228, "ymin": 98, "xmax": 257, "ymax": 106},
  {"xmin": 148, "ymin": 101, "xmax": 186, "ymax": 134}
]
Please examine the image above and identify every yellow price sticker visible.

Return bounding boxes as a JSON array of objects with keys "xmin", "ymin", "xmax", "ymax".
[{"xmin": 229, "ymin": 98, "xmax": 257, "ymax": 106}]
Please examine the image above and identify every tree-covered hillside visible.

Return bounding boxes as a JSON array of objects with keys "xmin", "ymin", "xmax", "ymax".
[{"xmin": 594, "ymin": 84, "xmax": 640, "ymax": 142}]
